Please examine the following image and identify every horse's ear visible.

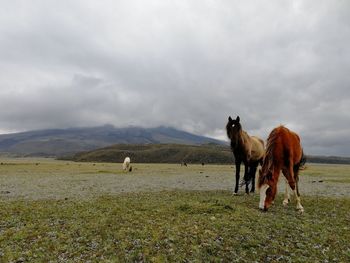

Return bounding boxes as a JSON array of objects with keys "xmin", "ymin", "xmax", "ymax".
[
  {"xmin": 236, "ymin": 116, "xmax": 240, "ymax": 123},
  {"xmin": 228, "ymin": 116, "xmax": 233, "ymax": 122}
]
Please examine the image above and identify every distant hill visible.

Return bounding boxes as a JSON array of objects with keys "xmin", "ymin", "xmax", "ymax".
[
  {"xmin": 0, "ymin": 125, "xmax": 225, "ymax": 157},
  {"xmin": 65, "ymin": 143, "xmax": 350, "ymax": 165},
  {"xmin": 63, "ymin": 143, "xmax": 350, "ymax": 165},
  {"xmin": 306, "ymin": 155, "xmax": 350, "ymax": 165},
  {"xmin": 66, "ymin": 144, "xmax": 234, "ymax": 164}
]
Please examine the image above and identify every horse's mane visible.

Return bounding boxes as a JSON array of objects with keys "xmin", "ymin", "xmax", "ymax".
[
  {"xmin": 241, "ymin": 130, "xmax": 250, "ymax": 140},
  {"xmin": 259, "ymin": 126, "xmax": 280, "ymax": 185}
]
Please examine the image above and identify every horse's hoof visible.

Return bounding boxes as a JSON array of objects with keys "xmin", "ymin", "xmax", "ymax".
[
  {"xmin": 297, "ymin": 207, "xmax": 304, "ymax": 214},
  {"xmin": 232, "ymin": 192, "xmax": 238, "ymax": 196}
]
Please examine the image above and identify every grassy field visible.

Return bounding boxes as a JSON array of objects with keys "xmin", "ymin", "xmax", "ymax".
[{"xmin": 0, "ymin": 159, "xmax": 349, "ymax": 262}]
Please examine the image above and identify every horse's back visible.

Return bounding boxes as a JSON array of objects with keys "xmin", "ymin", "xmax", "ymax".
[
  {"xmin": 270, "ymin": 126, "xmax": 302, "ymax": 164},
  {"xmin": 250, "ymin": 136, "xmax": 265, "ymax": 160}
]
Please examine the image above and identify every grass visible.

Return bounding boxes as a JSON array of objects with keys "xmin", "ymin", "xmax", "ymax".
[
  {"xmin": 303, "ymin": 164, "xmax": 350, "ymax": 184},
  {"xmin": 0, "ymin": 191, "xmax": 349, "ymax": 262},
  {"xmin": 0, "ymin": 159, "xmax": 349, "ymax": 262}
]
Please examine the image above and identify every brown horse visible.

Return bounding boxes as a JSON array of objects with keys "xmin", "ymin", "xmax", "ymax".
[
  {"xmin": 258, "ymin": 126, "xmax": 306, "ymax": 212},
  {"xmin": 226, "ymin": 116, "xmax": 265, "ymax": 194}
]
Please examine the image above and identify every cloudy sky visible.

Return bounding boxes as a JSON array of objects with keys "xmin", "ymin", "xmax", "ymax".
[{"xmin": 0, "ymin": 0, "xmax": 349, "ymax": 156}]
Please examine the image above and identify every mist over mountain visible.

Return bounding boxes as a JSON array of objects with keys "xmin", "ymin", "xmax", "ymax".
[{"xmin": 0, "ymin": 125, "xmax": 225, "ymax": 156}]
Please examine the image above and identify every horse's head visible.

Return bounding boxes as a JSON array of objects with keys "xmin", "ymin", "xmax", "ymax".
[
  {"xmin": 258, "ymin": 168, "xmax": 275, "ymax": 211},
  {"xmin": 226, "ymin": 116, "xmax": 242, "ymax": 145}
]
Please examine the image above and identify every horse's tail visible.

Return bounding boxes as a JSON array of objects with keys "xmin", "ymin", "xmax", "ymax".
[
  {"xmin": 294, "ymin": 149, "xmax": 307, "ymax": 177},
  {"xmin": 300, "ymin": 150, "xmax": 306, "ymax": 168},
  {"xmin": 297, "ymin": 149, "xmax": 306, "ymax": 169},
  {"xmin": 241, "ymin": 160, "xmax": 261, "ymax": 187}
]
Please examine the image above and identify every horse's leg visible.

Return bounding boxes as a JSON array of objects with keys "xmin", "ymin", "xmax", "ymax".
[
  {"xmin": 283, "ymin": 179, "xmax": 290, "ymax": 206},
  {"xmin": 249, "ymin": 164, "xmax": 257, "ymax": 193},
  {"xmin": 234, "ymin": 161, "xmax": 241, "ymax": 194},
  {"xmin": 282, "ymin": 169, "xmax": 290, "ymax": 206},
  {"xmin": 294, "ymin": 165, "xmax": 304, "ymax": 212},
  {"xmin": 287, "ymin": 165, "xmax": 304, "ymax": 213},
  {"xmin": 262, "ymin": 169, "xmax": 279, "ymax": 210},
  {"xmin": 244, "ymin": 163, "xmax": 249, "ymax": 194}
]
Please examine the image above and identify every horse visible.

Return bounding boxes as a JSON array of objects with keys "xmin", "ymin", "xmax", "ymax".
[
  {"xmin": 226, "ymin": 116, "xmax": 265, "ymax": 194},
  {"xmin": 122, "ymin": 157, "xmax": 131, "ymax": 171},
  {"xmin": 258, "ymin": 126, "xmax": 306, "ymax": 212}
]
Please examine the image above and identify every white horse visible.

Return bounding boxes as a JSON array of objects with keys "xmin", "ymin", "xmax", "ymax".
[{"xmin": 122, "ymin": 157, "xmax": 131, "ymax": 171}]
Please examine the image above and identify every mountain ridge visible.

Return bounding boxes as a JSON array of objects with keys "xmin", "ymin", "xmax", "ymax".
[{"xmin": 0, "ymin": 125, "xmax": 226, "ymax": 156}]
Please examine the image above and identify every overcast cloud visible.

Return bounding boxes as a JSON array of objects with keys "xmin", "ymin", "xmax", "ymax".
[{"xmin": 0, "ymin": 0, "xmax": 350, "ymax": 155}]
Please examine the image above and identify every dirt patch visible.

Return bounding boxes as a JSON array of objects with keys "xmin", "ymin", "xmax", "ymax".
[{"xmin": 0, "ymin": 158, "xmax": 349, "ymax": 200}]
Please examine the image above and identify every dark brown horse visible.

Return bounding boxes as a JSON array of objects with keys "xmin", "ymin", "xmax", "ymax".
[
  {"xmin": 226, "ymin": 116, "xmax": 265, "ymax": 194},
  {"xmin": 258, "ymin": 126, "xmax": 305, "ymax": 212}
]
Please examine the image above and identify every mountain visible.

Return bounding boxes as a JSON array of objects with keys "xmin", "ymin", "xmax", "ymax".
[{"xmin": 0, "ymin": 125, "xmax": 225, "ymax": 157}]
